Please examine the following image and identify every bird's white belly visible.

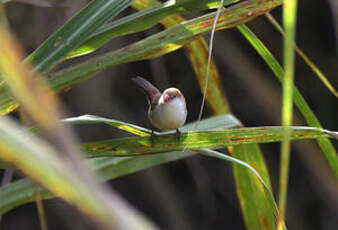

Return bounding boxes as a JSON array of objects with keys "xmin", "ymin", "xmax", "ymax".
[{"xmin": 149, "ymin": 98, "xmax": 187, "ymax": 130}]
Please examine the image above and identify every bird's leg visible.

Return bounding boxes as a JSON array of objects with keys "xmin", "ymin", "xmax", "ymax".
[
  {"xmin": 151, "ymin": 130, "xmax": 156, "ymax": 146},
  {"xmin": 175, "ymin": 128, "xmax": 181, "ymax": 143}
]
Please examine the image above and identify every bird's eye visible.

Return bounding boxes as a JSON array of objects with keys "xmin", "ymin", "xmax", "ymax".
[{"xmin": 171, "ymin": 94, "xmax": 176, "ymax": 99}]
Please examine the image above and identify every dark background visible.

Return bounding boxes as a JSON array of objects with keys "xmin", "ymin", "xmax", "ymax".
[{"xmin": 1, "ymin": 0, "xmax": 338, "ymax": 229}]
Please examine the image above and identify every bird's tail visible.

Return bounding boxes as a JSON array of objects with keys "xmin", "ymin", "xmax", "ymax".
[{"xmin": 132, "ymin": 76, "xmax": 161, "ymax": 102}]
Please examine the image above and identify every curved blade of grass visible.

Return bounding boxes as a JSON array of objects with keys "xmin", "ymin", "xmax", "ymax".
[
  {"xmin": 0, "ymin": 116, "xmax": 156, "ymax": 229},
  {"xmin": 237, "ymin": 25, "xmax": 338, "ymax": 176},
  {"xmin": 25, "ymin": 0, "xmax": 135, "ymax": 73},
  {"xmin": 265, "ymin": 13, "xmax": 337, "ymax": 98},
  {"xmin": 278, "ymin": 1, "xmax": 298, "ymax": 228},
  {"xmin": 63, "ymin": 114, "xmax": 152, "ymax": 136},
  {"xmin": 66, "ymin": 0, "xmax": 240, "ymax": 59},
  {"xmin": 82, "ymin": 126, "xmax": 334, "ymax": 157},
  {"xmin": 0, "ymin": 0, "xmax": 283, "ymax": 115},
  {"xmin": 198, "ymin": 148, "xmax": 279, "ymax": 222},
  {"xmin": 0, "ymin": 113, "xmax": 237, "ymax": 213}
]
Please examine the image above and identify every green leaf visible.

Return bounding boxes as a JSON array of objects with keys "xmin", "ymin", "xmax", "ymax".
[
  {"xmin": 25, "ymin": 0, "xmax": 135, "ymax": 73},
  {"xmin": 237, "ymin": 24, "xmax": 338, "ymax": 177},
  {"xmin": 82, "ymin": 126, "xmax": 333, "ymax": 157},
  {"xmin": 67, "ymin": 0, "xmax": 240, "ymax": 59}
]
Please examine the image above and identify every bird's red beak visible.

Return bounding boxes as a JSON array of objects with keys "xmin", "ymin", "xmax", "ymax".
[{"xmin": 164, "ymin": 94, "xmax": 170, "ymax": 103}]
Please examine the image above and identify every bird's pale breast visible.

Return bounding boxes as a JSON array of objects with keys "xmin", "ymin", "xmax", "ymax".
[{"xmin": 148, "ymin": 96, "xmax": 187, "ymax": 130}]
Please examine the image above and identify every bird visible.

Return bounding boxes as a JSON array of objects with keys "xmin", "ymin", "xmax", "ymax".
[{"xmin": 132, "ymin": 76, "xmax": 187, "ymax": 139}]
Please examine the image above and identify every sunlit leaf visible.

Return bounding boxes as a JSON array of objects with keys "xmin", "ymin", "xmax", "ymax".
[{"xmin": 82, "ymin": 126, "xmax": 333, "ymax": 157}]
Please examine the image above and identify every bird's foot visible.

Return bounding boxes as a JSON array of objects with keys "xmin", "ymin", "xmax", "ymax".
[
  {"xmin": 175, "ymin": 128, "xmax": 181, "ymax": 143},
  {"xmin": 150, "ymin": 130, "xmax": 157, "ymax": 146}
]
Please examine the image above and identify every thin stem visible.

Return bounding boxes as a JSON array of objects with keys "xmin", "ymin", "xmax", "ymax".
[
  {"xmin": 195, "ymin": 0, "xmax": 224, "ymax": 129},
  {"xmin": 278, "ymin": 0, "xmax": 298, "ymax": 229}
]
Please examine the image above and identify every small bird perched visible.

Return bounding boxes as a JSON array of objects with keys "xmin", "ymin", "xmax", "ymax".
[{"xmin": 132, "ymin": 76, "xmax": 187, "ymax": 137}]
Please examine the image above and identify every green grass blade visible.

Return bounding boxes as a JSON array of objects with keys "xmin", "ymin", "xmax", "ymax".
[
  {"xmin": 66, "ymin": 0, "xmax": 240, "ymax": 59},
  {"xmin": 237, "ymin": 25, "xmax": 338, "ymax": 176},
  {"xmin": 0, "ymin": 116, "xmax": 156, "ymax": 229},
  {"xmin": 25, "ymin": 0, "xmax": 134, "ymax": 73},
  {"xmin": 82, "ymin": 126, "xmax": 333, "ymax": 157},
  {"xmin": 278, "ymin": 1, "xmax": 298, "ymax": 228}
]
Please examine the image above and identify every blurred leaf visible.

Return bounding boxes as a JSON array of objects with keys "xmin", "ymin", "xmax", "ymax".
[
  {"xmin": 25, "ymin": 0, "xmax": 135, "ymax": 73},
  {"xmin": 0, "ymin": 114, "xmax": 238, "ymax": 213},
  {"xmin": 237, "ymin": 24, "xmax": 338, "ymax": 177},
  {"xmin": 0, "ymin": 22, "xmax": 62, "ymax": 130},
  {"xmin": 0, "ymin": 0, "xmax": 67, "ymax": 7},
  {"xmin": 67, "ymin": 0, "xmax": 240, "ymax": 59},
  {"xmin": 82, "ymin": 126, "xmax": 333, "ymax": 157},
  {"xmin": 0, "ymin": 0, "xmax": 283, "ymax": 115},
  {"xmin": 0, "ymin": 116, "xmax": 156, "ymax": 229}
]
